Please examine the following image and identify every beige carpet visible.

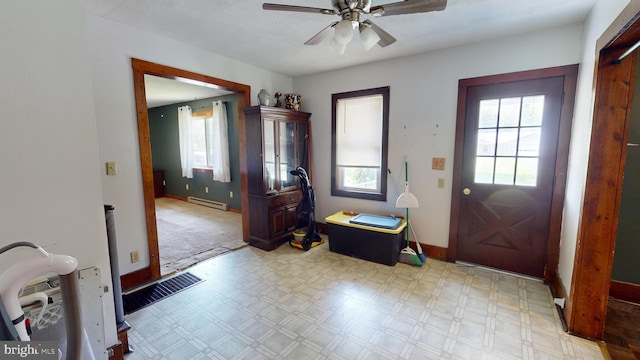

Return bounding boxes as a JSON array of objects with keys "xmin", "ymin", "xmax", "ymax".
[{"xmin": 155, "ymin": 197, "xmax": 246, "ymax": 276}]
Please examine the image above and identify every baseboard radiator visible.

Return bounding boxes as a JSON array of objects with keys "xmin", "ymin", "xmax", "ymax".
[{"xmin": 187, "ymin": 196, "xmax": 229, "ymax": 211}]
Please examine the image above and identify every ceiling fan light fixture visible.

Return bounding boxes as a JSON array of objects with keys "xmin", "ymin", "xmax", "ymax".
[
  {"xmin": 359, "ymin": 25, "xmax": 380, "ymax": 51},
  {"xmin": 263, "ymin": 1, "xmax": 448, "ymax": 49},
  {"xmin": 329, "ymin": 38, "xmax": 347, "ymax": 54},
  {"xmin": 333, "ymin": 19, "xmax": 354, "ymax": 44}
]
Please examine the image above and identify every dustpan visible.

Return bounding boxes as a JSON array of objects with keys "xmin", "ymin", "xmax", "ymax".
[{"xmin": 396, "ymin": 157, "xmax": 419, "ymax": 208}]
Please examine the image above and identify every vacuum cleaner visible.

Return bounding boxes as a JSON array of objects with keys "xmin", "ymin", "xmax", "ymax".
[
  {"xmin": 289, "ymin": 167, "xmax": 323, "ymax": 251},
  {"xmin": 0, "ymin": 242, "xmax": 83, "ymax": 360}
]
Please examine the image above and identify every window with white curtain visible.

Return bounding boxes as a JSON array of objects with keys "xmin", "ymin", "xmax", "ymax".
[
  {"xmin": 178, "ymin": 100, "xmax": 230, "ymax": 182},
  {"xmin": 331, "ymin": 86, "xmax": 389, "ymax": 201}
]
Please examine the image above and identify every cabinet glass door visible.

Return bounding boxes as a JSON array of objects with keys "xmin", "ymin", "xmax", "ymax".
[
  {"xmin": 263, "ymin": 118, "xmax": 276, "ymax": 192},
  {"xmin": 279, "ymin": 120, "xmax": 296, "ymax": 189}
]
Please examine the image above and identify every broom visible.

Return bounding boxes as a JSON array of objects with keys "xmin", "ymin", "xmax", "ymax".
[
  {"xmin": 399, "ymin": 208, "xmax": 422, "ymax": 266},
  {"xmin": 409, "ymin": 220, "xmax": 427, "ymax": 263},
  {"xmin": 397, "ymin": 156, "xmax": 422, "ymax": 266}
]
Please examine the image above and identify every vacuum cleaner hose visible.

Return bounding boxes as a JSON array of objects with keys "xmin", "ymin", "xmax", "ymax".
[{"xmin": 0, "ymin": 242, "xmax": 39, "ymax": 254}]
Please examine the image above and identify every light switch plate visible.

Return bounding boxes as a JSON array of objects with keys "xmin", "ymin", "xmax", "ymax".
[{"xmin": 106, "ymin": 162, "xmax": 117, "ymax": 176}]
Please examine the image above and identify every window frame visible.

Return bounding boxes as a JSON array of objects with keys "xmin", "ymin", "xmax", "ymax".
[{"xmin": 331, "ymin": 86, "xmax": 390, "ymax": 201}]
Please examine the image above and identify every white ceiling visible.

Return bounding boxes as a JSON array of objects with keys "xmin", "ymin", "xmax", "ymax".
[
  {"xmin": 86, "ymin": 0, "xmax": 597, "ymax": 78},
  {"xmin": 88, "ymin": 0, "xmax": 598, "ymax": 106}
]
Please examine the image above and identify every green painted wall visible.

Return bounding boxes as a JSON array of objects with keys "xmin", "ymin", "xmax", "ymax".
[
  {"xmin": 148, "ymin": 94, "xmax": 242, "ymax": 210},
  {"xmin": 612, "ymin": 63, "xmax": 640, "ymax": 284}
]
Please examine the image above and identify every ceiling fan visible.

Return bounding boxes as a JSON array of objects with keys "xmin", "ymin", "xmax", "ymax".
[{"xmin": 262, "ymin": 0, "xmax": 447, "ymax": 52}]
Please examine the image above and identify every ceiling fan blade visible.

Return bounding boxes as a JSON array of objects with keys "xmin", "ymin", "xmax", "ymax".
[
  {"xmin": 362, "ymin": 20, "xmax": 396, "ymax": 47},
  {"xmin": 371, "ymin": 0, "xmax": 447, "ymax": 17},
  {"xmin": 262, "ymin": 3, "xmax": 337, "ymax": 15},
  {"xmin": 304, "ymin": 22, "xmax": 339, "ymax": 45}
]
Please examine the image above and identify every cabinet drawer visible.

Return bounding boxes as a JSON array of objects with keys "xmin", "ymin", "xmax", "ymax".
[{"xmin": 268, "ymin": 191, "xmax": 301, "ymax": 208}]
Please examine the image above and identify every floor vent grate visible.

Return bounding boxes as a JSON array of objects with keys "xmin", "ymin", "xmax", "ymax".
[{"xmin": 122, "ymin": 272, "xmax": 203, "ymax": 314}]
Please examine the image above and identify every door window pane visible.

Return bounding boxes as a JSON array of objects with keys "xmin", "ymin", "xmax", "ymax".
[
  {"xmin": 515, "ymin": 158, "xmax": 538, "ymax": 186},
  {"xmin": 521, "ymin": 95, "xmax": 545, "ymax": 126},
  {"xmin": 494, "ymin": 157, "xmax": 516, "ymax": 185},
  {"xmin": 518, "ymin": 128, "xmax": 541, "ymax": 157},
  {"xmin": 474, "ymin": 157, "xmax": 495, "ymax": 184},
  {"xmin": 477, "ymin": 129, "xmax": 497, "ymax": 156},
  {"xmin": 498, "ymin": 97, "xmax": 521, "ymax": 127},
  {"xmin": 479, "ymin": 99, "xmax": 499, "ymax": 128},
  {"xmin": 496, "ymin": 128, "xmax": 518, "ymax": 156}
]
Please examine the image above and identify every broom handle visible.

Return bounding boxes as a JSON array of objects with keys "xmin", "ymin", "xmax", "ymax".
[
  {"xmin": 404, "ymin": 157, "xmax": 409, "ymax": 184},
  {"xmin": 405, "ymin": 208, "xmax": 410, "ymax": 246},
  {"xmin": 404, "ymin": 158, "xmax": 410, "ymax": 246}
]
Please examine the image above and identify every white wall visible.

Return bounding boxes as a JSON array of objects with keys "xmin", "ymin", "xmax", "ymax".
[
  {"xmin": 86, "ymin": 15, "xmax": 295, "ymax": 275},
  {"xmin": 558, "ymin": 0, "xmax": 631, "ymax": 295},
  {"xmin": 0, "ymin": 0, "xmax": 116, "ymax": 352},
  {"xmin": 294, "ymin": 24, "xmax": 584, "ymax": 249}
]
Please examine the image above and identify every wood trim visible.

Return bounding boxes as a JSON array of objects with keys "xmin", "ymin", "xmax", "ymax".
[
  {"xmin": 447, "ymin": 65, "xmax": 579, "ymax": 280},
  {"xmin": 318, "ymin": 222, "xmax": 329, "ymax": 234},
  {"xmin": 446, "ymin": 77, "xmax": 467, "ymax": 262},
  {"xmin": 546, "ymin": 269, "xmax": 570, "ymax": 332},
  {"xmin": 131, "ymin": 66, "xmax": 160, "ymax": 284},
  {"xmin": 131, "ymin": 59, "xmax": 252, "ymax": 93},
  {"xmin": 120, "ymin": 266, "xmax": 152, "ymax": 292},
  {"xmin": 596, "ymin": 0, "xmax": 640, "ymax": 51},
  {"xmin": 545, "ymin": 65, "xmax": 579, "ymax": 283},
  {"xmin": 130, "ymin": 58, "xmax": 251, "ymax": 289},
  {"xmin": 548, "ymin": 269, "xmax": 568, "ymax": 301},
  {"xmin": 421, "ymin": 243, "xmax": 447, "ymax": 261},
  {"xmin": 107, "ymin": 342, "xmax": 123, "ymax": 360},
  {"xmin": 107, "ymin": 320, "xmax": 132, "ymax": 360},
  {"xmin": 163, "ymin": 194, "xmax": 187, "ymax": 202},
  {"xmin": 610, "ymin": 280, "xmax": 640, "ymax": 304},
  {"xmin": 568, "ymin": 31, "xmax": 639, "ymax": 338}
]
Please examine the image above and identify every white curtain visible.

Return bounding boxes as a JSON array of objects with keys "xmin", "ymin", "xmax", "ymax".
[
  {"xmin": 178, "ymin": 105, "xmax": 193, "ymax": 178},
  {"xmin": 208, "ymin": 100, "xmax": 231, "ymax": 182}
]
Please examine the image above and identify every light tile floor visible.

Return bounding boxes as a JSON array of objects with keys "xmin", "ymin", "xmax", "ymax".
[{"xmin": 124, "ymin": 241, "xmax": 604, "ymax": 360}]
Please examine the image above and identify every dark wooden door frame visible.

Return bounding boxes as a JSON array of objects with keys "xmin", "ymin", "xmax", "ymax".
[
  {"xmin": 447, "ymin": 64, "xmax": 579, "ymax": 283},
  {"xmin": 124, "ymin": 58, "xmax": 251, "ymax": 290},
  {"xmin": 565, "ymin": 1, "xmax": 640, "ymax": 340}
]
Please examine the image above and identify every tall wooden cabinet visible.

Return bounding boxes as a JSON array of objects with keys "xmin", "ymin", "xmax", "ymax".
[{"xmin": 243, "ymin": 106, "xmax": 312, "ymax": 250}]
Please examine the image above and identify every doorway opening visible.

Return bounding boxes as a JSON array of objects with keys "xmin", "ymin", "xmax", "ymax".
[
  {"xmin": 144, "ymin": 78, "xmax": 245, "ymax": 276},
  {"xmin": 123, "ymin": 58, "xmax": 251, "ymax": 290}
]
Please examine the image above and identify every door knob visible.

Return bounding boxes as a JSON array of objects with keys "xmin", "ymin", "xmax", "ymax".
[{"xmin": 463, "ymin": 188, "xmax": 471, "ymax": 195}]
